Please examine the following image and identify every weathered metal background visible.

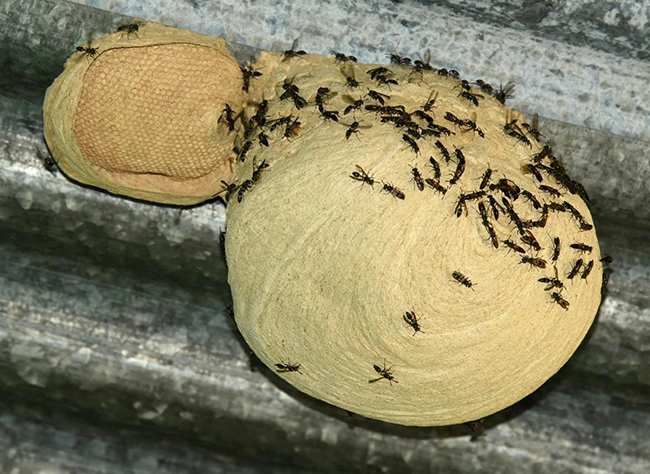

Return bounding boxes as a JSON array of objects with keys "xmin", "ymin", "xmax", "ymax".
[{"xmin": 1, "ymin": 1, "xmax": 649, "ymax": 473}]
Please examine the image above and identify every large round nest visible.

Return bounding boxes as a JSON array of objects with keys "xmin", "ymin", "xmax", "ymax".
[{"xmin": 225, "ymin": 52, "xmax": 602, "ymax": 426}]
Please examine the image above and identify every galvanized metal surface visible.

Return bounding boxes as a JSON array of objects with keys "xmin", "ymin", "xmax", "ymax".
[{"xmin": 1, "ymin": 0, "xmax": 649, "ymax": 473}]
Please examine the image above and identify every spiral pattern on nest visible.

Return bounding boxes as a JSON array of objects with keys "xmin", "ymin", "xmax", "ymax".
[{"xmin": 226, "ymin": 52, "xmax": 602, "ymax": 426}]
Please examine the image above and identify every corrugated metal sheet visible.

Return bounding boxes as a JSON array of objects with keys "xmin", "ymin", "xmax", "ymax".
[{"xmin": 1, "ymin": 1, "xmax": 649, "ymax": 473}]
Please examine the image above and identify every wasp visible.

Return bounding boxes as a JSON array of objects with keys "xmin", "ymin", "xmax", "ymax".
[
  {"xmin": 454, "ymin": 195, "xmax": 468, "ymax": 217},
  {"xmin": 76, "ymin": 45, "xmax": 98, "ymax": 58},
  {"xmin": 547, "ymin": 202, "xmax": 566, "ymax": 213},
  {"xmin": 454, "ymin": 80, "xmax": 471, "ymax": 92},
  {"xmin": 569, "ymin": 180, "xmax": 590, "ymax": 203},
  {"xmin": 240, "ymin": 63, "xmax": 262, "ymax": 92},
  {"xmin": 478, "ymin": 202, "xmax": 498, "ymax": 248},
  {"xmin": 563, "ymin": 201, "xmax": 593, "ymax": 230},
  {"xmin": 425, "ymin": 178, "xmax": 447, "ymax": 195},
  {"xmin": 462, "ymin": 191, "xmax": 486, "ymax": 201},
  {"xmin": 421, "ymin": 89, "xmax": 438, "ymax": 111},
  {"xmin": 282, "ymin": 39, "xmax": 307, "ymax": 61},
  {"xmin": 458, "ymin": 90, "xmax": 483, "ymax": 106},
  {"xmin": 369, "ymin": 360, "xmax": 398, "ymax": 385},
  {"xmin": 567, "ymin": 259, "xmax": 583, "ymax": 279},
  {"xmin": 520, "ymin": 189, "xmax": 541, "ymax": 210},
  {"xmin": 551, "ymin": 292, "xmax": 569, "ymax": 310},
  {"xmin": 522, "ymin": 164, "xmax": 543, "ymax": 182},
  {"xmin": 218, "ymin": 180, "xmax": 238, "ymax": 202},
  {"xmin": 258, "ymin": 132, "xmax": 269, "ymax": 147},
  {"xmin": 479, "ymin": 168, "xmax": 492, "ymax": 190},
  {"xmin": 237, "ymin": 179, "xmax": 253, "ymax": 203},
  {"xmin": 251, "ymin": 158, "xmax": 269, "ymax": 183},
  {"xmin": 520, "ymin": 231, "xmax": 541, "ymax": 251},
  {"xmin": 402, "ymin": 134, "xmax": 420, "ymax": 154},
  {"xmin": 36, "ymin": 148, "xmax": 57, "ymax": 174},
  {"xmin": 474, "ymin": 79, "xmax": 494, "ymax": 94},
  {"xmin": 269, "ymin": 115, "xmax": 294, "ymax": 132},
  {"xmin": 570, "ymin": 243, "xmax": 592, "ymax": 253},
  {"xmin": 562, "ymin": 201, "xmax": 581, "ymax": 218},
  {"xmin": 346, "ymin": 121, "xmax": 361, "ymax": 140},
  {"xmin": 600, "ymin": 255, "xmax": 613, "ymax": 265},
  {"xmin": 429, "ymin": 157, "xmax": 441, "ymax": 182},
  {"xmin": 494, "ymin": 81, "xmax": 515, "ymax": 104},
  {"xmin": 320, "ymin": 110, "xmax": 340, "ymax": 122},
  {"xmin": 449, "ymin": 148, "xmax": 466, "ymax": 185},
  {"xmin": 117, "ymin": 21, "xmax": 143, "ymax": 38},
  {"xmin": 280, "ymin": 81, "xmax": 307, "ymax": 109},
  {"xmin": 521, "ymin": 114, "xmax": 543, "ymax": 141},
  {"xmin": 284, "ymin": 117, "xmax": 301, "ymax": 139},
  {"xmin": 487, "ymin": 195, "xmax": 502, "ymax": 220},
  {"xmin": 414, "ymin": 110, "xmax": 434, "ymax": 125},
  {"xmin": 581, "ymin": 260, "xmax": 594, "ymax": 279},
  {"xmin": 350, "ymin": 165, "xmax": 375, "ymax": 187},
  {"xmin": 539, "ymin": 267, "xmax": 563, "ymax": 291},
  {"xmin": 461, "ymin": 117, "xmax": 485, "ymax": 138},
  {"xmin": 490, "ymin": 179, "xmax": 520, "ymax": 201},
  {"xmin": 501, "ymin": 198, "xmax": 524, "ymax": 232},
  {"xmin": 343, "ymin": 97, "xmax": 364, "ymax": 115},
  {"xmin": 532, "ymin": 145, "xmax": 553, "ymax": 163},
  {"xmin": 382, "ymin": 182, "xmax": 406, "ymax": 200},
  {"xmin": 413, "ymin": 52, "xmax": 434, "ymax": 73},
  {"xmin": 366, "ymin": 89, "xmax": 389, "ymax": 105},
  {"xmin": 389, "ymin": 54, "xmax": 412, "ymax": 66},
  {"xmin": 528, "ymin": 206, "xmax": 548, "ymax": 228},
  {"xmin": 375, "ymin": 75, "xmax": 398, "ymax": 87},
  {"xmin": 251, "ymin": 99, "xmax": 269, "ymax": 128},
  {"xmin": 521, "ymin": 256, "xmax": 547, "ymax": 268},
  {"xmin": 419, "ymin": 126, "xmax": 441, "ymax": 138},
  {"xmin": 342, "ymin": 64, "xmax": 360, "ymax": 88},
  {"xmin": 236, "ymin": 159, "xmax": 268, "ymax": 203},
  {"xmin": 503, "ymin": 239, "xmax": 526, "ymax": 254},
  {"xmin": 367, "ymin": 66, "xmax": 391, "ymax": 81},
  {"xmin": 331, "ymin": 51, "xmax": 357, "ymax": 63},
  {"xmin": 552, "ymin": 237, "xmax": 561, "ymax": 261},
  {"xmin": 507, "ymin": 129, "xmax": 532, "ymax": 147},
  {"xmin": 444, "ymin": 112, "xmax": 463, "ymax": 126},
  {"xmin": 452, "ymin": 271, "xmax": 474, "ymax": 289},
  {"xmin": 275, "ymin": 360, "xmax": 302, "ymax": 373},
  {"xmin": 221, "ymin": 104, "xmax": 235, "ymax": 133},
  {"xmin": 315, "ymin": 87, "xmax": 334, "ymax": 111},
  {"xmin": 403, "ymin": 311, "xmax": 423, "ymax": 335},
  {"xmin": 406, "ymin": 128, "xmax": 422, "ymax": 140},
  {"xmin": 539, "ymin": 185, "xmax": 561, "ymax": 198},
  {"xmin": 410, "ymin": 165, "xmax": 425, "ymax": 191},
  {"xmin": 238, "ymin": 140, "xmax": 253, "ymax": 162}
]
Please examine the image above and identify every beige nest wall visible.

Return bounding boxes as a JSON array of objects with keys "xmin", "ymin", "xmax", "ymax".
[
  {"xmin": 44, "ymin": 24, "xmax": 603, "ymax": 426},
  {"xmin": 227, "ymin": 53, "xmax": 602, "ymax": 426}
]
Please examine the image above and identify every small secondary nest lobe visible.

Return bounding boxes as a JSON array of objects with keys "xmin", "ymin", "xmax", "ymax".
[
  {"xmin": 44, "ymin": 23, "xmax": 243, "ymax": 205},
  {"xmin": 225, "ymin": 52, "xmax": 602, "ymax": 426}
]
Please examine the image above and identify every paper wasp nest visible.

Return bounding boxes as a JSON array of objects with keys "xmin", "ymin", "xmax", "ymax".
[
  {"xmin": 44, "ymin": 24, "xmax": 604, "ymax": 426},
  {"xmin": 225, "ymin": 52, "xmax": 603, "ymax": 426}
]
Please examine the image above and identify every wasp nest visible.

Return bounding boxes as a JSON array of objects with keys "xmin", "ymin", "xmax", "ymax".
[
  {"xmin": 43, "ymin": 23, "xmax": 241, "ymax": 205},
  {"xmin": 45, "ymin": 25, "xmax": 604, "ymax": 426},
  {"xmin": 225, "ymin": 51, "xmax": 603, "ymax": 426}
]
